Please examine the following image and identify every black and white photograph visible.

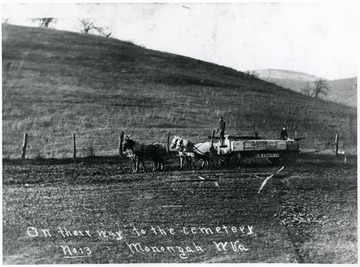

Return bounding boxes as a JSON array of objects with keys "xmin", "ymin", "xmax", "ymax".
[{"xmin": 2, "ymin": 0, "xmax": 358, "ymax": 264}]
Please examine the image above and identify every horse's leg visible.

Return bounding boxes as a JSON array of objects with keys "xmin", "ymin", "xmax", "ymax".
[
  {"xmin": 207, "ymin": 155, "xmax": 212, "ymax": 168},
  {"xmin": 141, "ymin": 159, "xmax": 147, "ymax": 173},
  {"xmin": 205, "ymin": 156, "xmax": 211, "ymax": 169},
  {"xmin": 131, "ymin": 157, "xmax": 137, "ymax": 172},
  {"xmin": 158, "ymin": 161, "xmax": 163, "ymax": 171},
  {"xmin": 132, "ymin": 156, "xmax": 137, "ymax": 173},
  {"xmin": 200, "ymin": 158, "xmax": 205, "ymax": 169},
  {"xmin": 135, "ymin": 156, "xmax": 140, "ymax": 173},
  {"xmin": 179, "ymin": 156, "xmax": 183, "ymax": 170}
]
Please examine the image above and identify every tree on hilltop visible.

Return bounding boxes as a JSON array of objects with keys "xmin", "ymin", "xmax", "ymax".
[
  {"xmin": 300, "ymin": 79, "xmax": 329, "ymax": 98},
  {"xmin": 80, "ymin": 19, "xmax": 96, "ymax": 34},
  {"xmin": 313, "ymin": 79, "xmax": 329, "ymax": 98},
  {"xmin": 95, "ymin": 26, "xmax": 112, "ymax": 38},
  {"xmin": 32, "ymin": 18, "xmax": 57, "ymax": 28},
  {"xmin": 245, "ymin": 71, "xmax": 259, "ymax": 79},
  {"xmin": 79, "ymin": 19, "xmax": 112, "ymax": 37}
]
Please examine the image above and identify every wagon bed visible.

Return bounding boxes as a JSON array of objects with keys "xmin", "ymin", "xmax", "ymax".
[
  {"xmin": 230, "ymin": 139, "xmax": 298, "ymax": 152},
  {"xmin": 216, "ymin": 136, "xmax": 300, "ymax": 164}
]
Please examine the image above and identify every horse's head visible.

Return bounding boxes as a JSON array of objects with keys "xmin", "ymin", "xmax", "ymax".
[
  {"xmin": 170, "ymin": 136, "xmax": 180, "ymax": 149},
  {"xmin": 123, "ymin": 136, "xmax": 136, "ymax": 151},
  {"xmin": 176, "ymin": 138, "xmax": 185, "ymax": 151}
]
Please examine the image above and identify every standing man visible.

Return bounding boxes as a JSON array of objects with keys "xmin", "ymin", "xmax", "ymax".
[
  {"xmin": 217, "ymin": 116, "xmax": 226, "ymax": 146},
  {"xmin": 280, "ymin": 125, "xmax": 288, "ymax": 140}
]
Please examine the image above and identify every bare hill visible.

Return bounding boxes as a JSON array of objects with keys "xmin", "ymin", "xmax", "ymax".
[
  {"xmin": 2, "ymin": 24, "xmax": 356, "ymax": 158},
  {"xmin": 327, "ymin": 78, "xmax": 357, "ymax": 107}
]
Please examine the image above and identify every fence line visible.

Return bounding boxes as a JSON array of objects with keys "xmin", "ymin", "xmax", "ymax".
[{"xmin": 2, "ymin": 129, "xmax": 354, "ymax": 160}]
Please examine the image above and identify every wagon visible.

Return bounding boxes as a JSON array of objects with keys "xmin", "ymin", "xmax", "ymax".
[{"xmin": 213, "ymin": 135, "xmax": 300, "ymax": 165}]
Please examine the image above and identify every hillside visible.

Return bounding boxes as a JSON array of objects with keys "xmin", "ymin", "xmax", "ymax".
[
  {"xmin": 327, "ymin": 78, "xmax": 357, "ymax": 107},
  {"xmin": 255, "ymin": 69, "xmax": 357, "ymax": 108},
  {"xmin": 2, "ymin": 24, "xmax": 357, "ymax": 158}
]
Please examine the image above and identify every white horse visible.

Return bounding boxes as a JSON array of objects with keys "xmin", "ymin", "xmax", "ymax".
[
  {"xmin": 171, "ymin": 136, "xmax": 219, "ymax": 168},
  {"xmin": 192, "ymin": 141, "xmax": 216, "ymax": 168},
  {"xmin": 170, "ymin": 136, "xmax": 195, "ymax": 169}
]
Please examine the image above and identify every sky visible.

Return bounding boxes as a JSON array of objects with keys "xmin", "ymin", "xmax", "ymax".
[{"xmin": 2, "ymin": 1, "xmax": 359, "ymax": 80}]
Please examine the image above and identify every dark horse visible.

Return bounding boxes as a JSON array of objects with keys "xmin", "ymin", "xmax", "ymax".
[{"xmin": 123, "ymin": 136, "xmax": 166, "ymax": 173}]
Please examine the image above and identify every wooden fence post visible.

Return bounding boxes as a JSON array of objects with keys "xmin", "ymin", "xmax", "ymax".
[
  {"xmin": 21, "ymin": 133, "xmax": 28, "ymax": 160},
  {"xmin": 295, "ymin": 131, "xmax": 299, "ymax": 151},
  {"xmin": 335, "ymin": 134, "xmax": 339, "ymax": 157},
  {"xmin": 73, "ymin": 133, "xmax": 76, "ymax": 159},
  {"xmin": 119, "ymin": 131, "xmax": 124, "ymax": 156},
  {"xmin": 167, "ymin": 131, "xmax": 171, "ymax": 154}
]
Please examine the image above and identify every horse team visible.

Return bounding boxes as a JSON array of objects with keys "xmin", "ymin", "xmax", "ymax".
[{"xmin": 123, "ymin": 135, "xmax": 228, "ymax": 172}]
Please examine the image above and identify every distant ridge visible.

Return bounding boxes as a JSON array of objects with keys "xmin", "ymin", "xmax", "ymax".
[
  {"xmin": 254, "ymin": 69, "xmax": 357, "ymax": 108},
  {"xmin": 255, "ymin": 69, "xmax": 320, "ymax": 81}
]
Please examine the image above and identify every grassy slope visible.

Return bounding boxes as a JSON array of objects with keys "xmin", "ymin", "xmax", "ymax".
[{"xmin": 2, "ymin": 24, "xmax": 357, "ymax": 158}]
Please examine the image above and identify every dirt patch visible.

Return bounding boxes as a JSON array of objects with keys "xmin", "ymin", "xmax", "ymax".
[{"xmin": 2, "ymin": 154, "xmax": 357, "ymax": 263}]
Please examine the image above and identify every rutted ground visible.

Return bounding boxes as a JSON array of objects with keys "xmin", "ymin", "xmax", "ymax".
[{"xmin": 2, "ymin": 154, "xmax": 357, "ymax": 263}]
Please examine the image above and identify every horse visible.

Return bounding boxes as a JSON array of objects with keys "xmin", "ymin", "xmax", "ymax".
[
  {"xmin": 171, "ymin": 136, "xmax": 218, "ymax": 168},
  {"xmin": 123, "ymin": 136, "xmax": 166, "ymax": 173},
  {"xmin": 170, "ymin": 136, "xmax": 195, "ymax": 169},
  {"xmin": 172, "ymin": 135, "xmax": 233, "ymax": 168},
  {"xmin": 192, "ymin": 141, "xmax": 217, "ymax": 168}
]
